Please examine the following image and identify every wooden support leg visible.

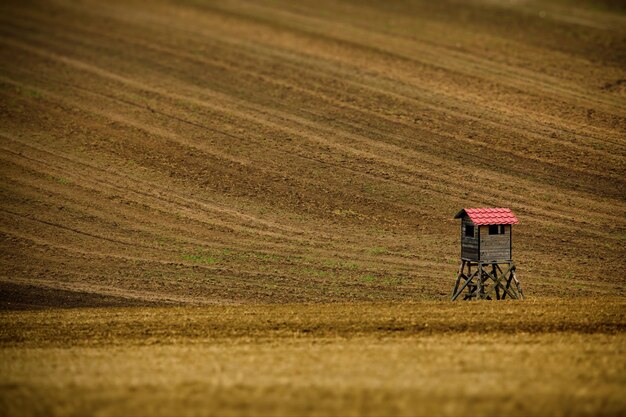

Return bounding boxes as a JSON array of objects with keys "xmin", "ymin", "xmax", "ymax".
[
  {"xmin": 491, "ymin": 264, "xmax": 500, "ymax": 300},
  {"xmin": 477, "ymin": 263, "xmax": 483, "ymax": 300},
  {"xmin": 511, "ymin": 268, "xmax": 524, "ymax": 300},
  {"xmin": 504, "ymin": 267, "xmax": 521, "ymax": 300},
  {"xmin": 452, "ymin": 270, "xmax": 479, "ymax": 301},
  {"xmin": 496, "ymin": 264, "xmax": 507, "ymax": 300},
  {"xmin": 451, "ymin": 260, "xmax": 465, "ymax": 299}
]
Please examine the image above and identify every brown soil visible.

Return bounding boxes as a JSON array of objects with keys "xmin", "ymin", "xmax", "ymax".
[{"xmin": 0, "ymin": 0, "xmax": 624, "ymax": 306}]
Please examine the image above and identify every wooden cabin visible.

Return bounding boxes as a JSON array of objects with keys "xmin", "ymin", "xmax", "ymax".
[{"xmin": 454, "ymin": 208, "xmax": 519, "ymax": 262}]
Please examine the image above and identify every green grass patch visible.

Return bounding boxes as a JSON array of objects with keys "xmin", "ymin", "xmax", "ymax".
[
  {"xmin": 182, "ymin": 254, "xmax": 219, "ymax": 264},
  {"xmin": 361, "ymin": 275, "xmax": 376, "ymax": 282},
  {"xmin": 47, "ymin": 175, "xmax": 70, "ymax": 185},
  {"xmin": 367, "ymin": 247, "xmax": 388, "ymax": 255}
]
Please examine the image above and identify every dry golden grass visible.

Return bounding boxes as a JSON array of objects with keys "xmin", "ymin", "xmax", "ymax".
[{"xmin": 1, "ymin": 298, "xmax": 624, "ymax": 417}]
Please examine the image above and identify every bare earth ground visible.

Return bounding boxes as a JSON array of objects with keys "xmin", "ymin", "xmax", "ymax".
[
  {"xmin": 0, "ymin": 0, "xmax": 625, "ymax": 305},
  {"xmin": 0, "ymin": 0, "xmax": 625, "ymax": 416},
  {"xmin": 1, "ymin": 299, "xmax": 625, "ymax": 417}
]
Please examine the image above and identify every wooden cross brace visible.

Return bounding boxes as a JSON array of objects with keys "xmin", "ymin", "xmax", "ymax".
[{"xmin": 451, "ymin": 261, "xmax": 524, "ymax": 301}]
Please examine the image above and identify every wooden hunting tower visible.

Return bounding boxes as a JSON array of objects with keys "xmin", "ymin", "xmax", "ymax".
[{"xmin": 451, "ymin": 208, "xmax": 524, "ymax": 301}]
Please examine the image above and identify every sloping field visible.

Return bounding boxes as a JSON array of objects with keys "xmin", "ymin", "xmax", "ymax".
[
  {"xmin": 0, "ymin": 0, "xmax": 625, "ymax": 305},
  {"xmin": 1, "ymin": 299, "xmax": 625, "ymax": 417}
]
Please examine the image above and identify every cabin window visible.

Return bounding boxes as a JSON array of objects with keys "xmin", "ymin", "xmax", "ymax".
[
  {"xmin": 489, "ymin": 225, "xmax": 505, "ymax": 235},
  {"xmin": 465, "ymin": 225, "xmax": 474, "ymax": 238}
]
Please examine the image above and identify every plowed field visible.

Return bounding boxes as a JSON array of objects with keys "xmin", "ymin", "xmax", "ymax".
[{"xmin": 0, "ymin": 0, "xmax": 625, "ymax": 306}]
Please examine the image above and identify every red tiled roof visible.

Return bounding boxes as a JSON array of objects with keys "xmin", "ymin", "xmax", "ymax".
[{"xmin": 454, "ymin": 208, "xmax": 519, "ymax": 225}]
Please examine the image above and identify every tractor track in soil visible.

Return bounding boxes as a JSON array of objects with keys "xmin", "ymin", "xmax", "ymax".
[{"xmin": 0, "ymin": 0, "xmax": 624, "ymax": 307}]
